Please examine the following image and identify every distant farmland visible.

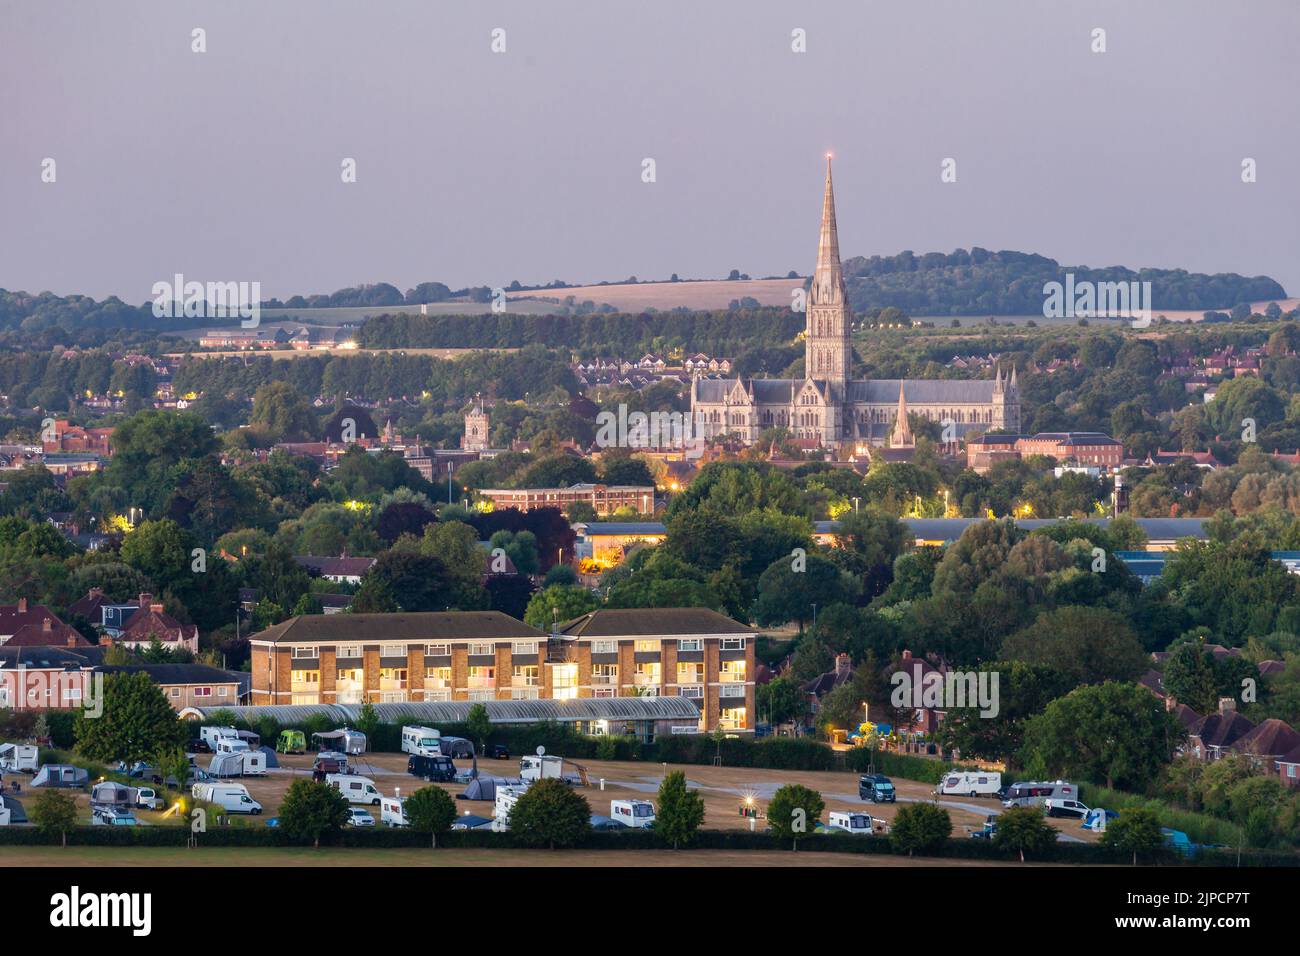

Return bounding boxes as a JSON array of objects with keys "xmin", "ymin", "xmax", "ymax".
[{"xmin": 507, "ymin": 278, "xmax": 800, "ymax": 312}]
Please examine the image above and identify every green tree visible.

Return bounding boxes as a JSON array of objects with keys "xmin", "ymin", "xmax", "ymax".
[
  {"xmin": 992, "ymin": 805, "xmax": 1057, "ymax": 862},
  {"xmin": 1100, "ymin": 806, "xmax": 1164, "ymax": 865},
  {"xmin": 752, "ymin": 552, "xmax": 859, "ymax": 631},
  {"xmin": 30, "ymin": 789, "xmax": 80, "ymax": 847},
  {"xmin": 250, "ymin": 381, "xmax": 319, "ymax": 443},
  {"xmin": 405, "ymin": 785, "xmax": 458, "ymax": 847},
  {"xmin": 756, "ymin": 674, "xmax": 806, "ymax": 727},
  {"xmin": 767, "ymin": 783, "xmax": 825, "ymax": 848},
  {"xmin": 655, "ymin": 770, "xmax": 706, "ymax": 849},
  {"xmin": 278, "ymin": 779, "xmax": 350, "ymax": 847},
  {"xmin": 355, "ymin": 702, "xmax": 379, "ymax": 739},
  {"xmin": 1020, "ymin": 682, "xmax": 1182, "ymax": 790},
  {"xmin": 523, "ymin": 584, "xmax": 599, "ymax": 629},
  {"xmin": 1000, "ymin": 606, "xmax": 1147, "ymax": 685},
  {"xmin": 508, "ymin": 778, "xmax": 591, "ymax": 849},
  {"xmin": 889, "ymin": 802, "xmax": 952, "ymax": 857},
  {"xmin": 153, "ymin": 743, "xmax": 191, "ymax": 796},
  {"xmin": 465, "ymin": 703, "xmax": 492, "ymax": 753},
  {"xmin": 74, "ymin": 671, "xmax": 186, "ymax": 763}
]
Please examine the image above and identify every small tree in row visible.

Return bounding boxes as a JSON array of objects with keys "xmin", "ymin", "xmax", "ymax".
[
  {"xmin": 406, "ymin": 785, "xmax": 457, "ymax": 848},
  {"xmin": 279, "ymin": 779, "xmax": 350, "ymax": 848},
  {"xmin": 656, "ymin": 771, "xmax": 705, "ymax": 849},
  {"xmin": 768, "ymin": 783, "xmax": 825, "ymax": 850},
  {"xmin": 890, "ymin": 802, "xmax": 952, "ymax": 857},
  {"xmin": 510, "ymin": 778, "xmax": 590, "ymax": 849}
]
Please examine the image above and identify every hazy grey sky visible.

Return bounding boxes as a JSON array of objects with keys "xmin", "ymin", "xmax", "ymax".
[{"xmin": 2, "ymin": 0, "xmax": 1297, "ymax": 302}]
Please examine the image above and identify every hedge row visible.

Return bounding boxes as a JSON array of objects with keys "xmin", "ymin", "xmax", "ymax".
[{"xmin": 4, "ymin": 825, "xmax": 1288, "ymax": 864}]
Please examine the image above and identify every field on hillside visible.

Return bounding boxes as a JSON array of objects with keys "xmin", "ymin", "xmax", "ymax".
[{"xmin": 507, "ymin": 278, "xmax": 799, "ymax": 312}]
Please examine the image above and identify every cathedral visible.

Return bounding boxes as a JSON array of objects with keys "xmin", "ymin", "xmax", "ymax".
[{"xmin": 690, "ymin": 157, "xmax": 1020, "ymax": 449}]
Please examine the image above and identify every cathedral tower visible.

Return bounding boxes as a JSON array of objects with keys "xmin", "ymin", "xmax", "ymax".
[{"xmin": 805, "ymin": 155, "xmax": 852, "ymax": 390}]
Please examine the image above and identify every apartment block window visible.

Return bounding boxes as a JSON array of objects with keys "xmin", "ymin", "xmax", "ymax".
[
  {"xmin": 720, "ymin": 660, "xmax": 747, "ymax": 682},
  {"xmin": 290, "ymin": 669, "xmax": 320, "ymax": 706},
  {"xmin": 720, "ymin": 637, "xmax": 746, "ymax": 651},
  {"xmin": 194, "ymin": 686, "xmax": 212, "ymax": 698},
  {"xmin": 592, "ymin": 687, "xmax": 615, "ymax": 698},
  {"xmin": 426, "ymin": 643, "xmax": 450, "ymax": 656},
  {"xmin": 677, "ymin": 638, "xmax": 702, "ymax": 652},
  {"xmin": 64, "ymin": 686, "xmax": 82, "ymax": 702},
  {"xmin": 381, "ymin": 644, "xmax": 406, "ymax": 658},
  {"xmin": 719, "ymin": 707, "xmax": 747, "ymax": 731},
  {"xmin": 514, "ymin": 641, "xmax": 538, "ymax": 656},
  {"xmin": 553, "ymin": 663, "xmax": 578, "ymax": 701},
  {"xmin": 469, "ymin": 642, "xmax": 495, "ymax": 657},
  {"xmin": 337, "ymin": 645, "xmax": 362, "ymax": 659},
  {"xmin": 676, "ymin": 662, "xmax": 703, "ymax": 685},
  {"xmin": 468, "ymin": 689, "xmax": 495, "ymax": 702},
  {"xmin": 512, "ymin": 665, "xmax": 539, "ymax": 687},
  {"xmin": 634, "ymin": 639, "xmax": 661, "ymax": 653},
  {"xmin": 592, "ymin": 640, "xmax": 617, "ymax": 655},
  {"xmin": 292, "ymin": 646, "xmax": 318, "ymax": 659},
  {"xmin": 680, "ymin": 684, "xmax": 704, "ymax": 699},
  {"xmin": 426, "ymin": 666, "xmax": 452, "ymax": 689},
  {"xmin": 591, "ymin": 663, "xmax": 618, "ymax": 685},
  {"xmin": 633, "ymin": 662, "xmax": 661, "ymax": 686},
  {"xmin": 379, "ymin": 667, "xmax": 407, "ymax": 690},
  {"xmin": 468, "ymin": 666, "xmax": 495, "ymax": 689}
]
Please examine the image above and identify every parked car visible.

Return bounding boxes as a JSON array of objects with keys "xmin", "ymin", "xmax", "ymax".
[
  {"xmin": 347, "ymin": 807, "xmax": 376, "ymax": 827},
  {"xmin": 858, "ymin": 774, "xmax": 896, "ymax": 803},
  {"xmin": 487, "ymin": 744, "xmax": 510, "ymax": 760},
  {"xmin": 189, "ymin": 739, "xmax": 212, "ymax": 754},
  {"xmin": 589, "ymin": 815, "xmax": 625, "ymax": 831},
  {"xmin": 969, "ymin": 815, "xmax": 998, "ymax": 839},
  {"xmin": 92, "ymin": 807, "xmax": 137, "ymax": 826},
  {"xmin": 407, "ymin": 754, "xmax": 456, "ymax": 782},
  {"xmin": 1045, "ymin": 798, "xmax": 1091, "ymax": 819}
]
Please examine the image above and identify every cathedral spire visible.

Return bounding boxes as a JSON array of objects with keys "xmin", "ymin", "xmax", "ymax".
[
  {"xmin": 890, "ymin": 382, "xmax": 914, "ymax": 448},
  {"xmin": 814, "ymin": 154, "xmax": 845, "ymax": 304}
]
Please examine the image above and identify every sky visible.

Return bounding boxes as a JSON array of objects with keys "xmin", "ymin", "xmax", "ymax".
[{"xmin": 2, "ymin": 0, "xmax": 1297, "ymax": 303}]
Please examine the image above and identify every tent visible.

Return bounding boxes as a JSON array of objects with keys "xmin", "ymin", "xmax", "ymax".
[
  {"xmin": 90, "ymin": 782, "xmax": 136, "ymax": 807},
  {"xmin": 258, "ymin": 745, "xmax": 280, "ymax": 769},
  {"xmin": 30, "ymin": 764, "xmax": 88, "ymax": 788},
  {"xmin": 451, "ymin": 814, "xmax": 494, "ymax": 830},
  {"xmin": 313, "ymin": 727, "xmax": 367, "ymax": 755},
  {"xmin": 458, "ymin": 776, "xmax": 519, "ymax": 801},
  {"xmin": 1082, "ymin": 808, "xmax": 1118, "ymax": 831},
  {"xmin": 1, "ymin": 795, "xmax": 26, "ymax": 823},
  {"xmin": 208, "ymin": 752, "xmax": 245, "ymax": 778}
]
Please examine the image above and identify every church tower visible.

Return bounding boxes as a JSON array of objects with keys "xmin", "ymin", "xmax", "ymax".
[
  {"xmin": 462, "ymin": 395, "xmax": 489, "ymax": 452},
  {"xmin": 805, "ymin": 155, "xmax": 852, "ymax": 391}
]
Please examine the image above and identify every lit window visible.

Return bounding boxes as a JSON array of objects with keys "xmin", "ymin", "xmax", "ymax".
[{"xmin": 634, "ymin": 639, "xmax": 661, "ymax": 653}]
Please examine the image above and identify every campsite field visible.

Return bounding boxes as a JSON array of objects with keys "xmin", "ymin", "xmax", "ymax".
[
  {"xmin": 0, "ymin": 846, "xmax": 1047, "ymax": 867},
  {"xmin": 225, "ymin": 754, "xmax": 1097, "ymax": 843}
]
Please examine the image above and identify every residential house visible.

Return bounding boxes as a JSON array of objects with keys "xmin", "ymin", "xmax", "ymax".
[{"xmin": 95, "ymin": 664, "xmax": 244, "ymax": 711}]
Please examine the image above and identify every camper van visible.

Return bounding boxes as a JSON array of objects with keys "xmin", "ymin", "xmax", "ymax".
[
  {"xmin": 216, "ymin": 737, "xmax": 250, "ymax": 755},
  {"xmin": 401, "ymin": 726, "xmax": 443, "ymax": 756},
  {"xmin": 407, "ymin": 754, "xmax": 456, "ymax": 782},
  {"xmin": 326, "ymin": 773, "xmax": 383, "ymax": 806},
  {"xmin": 0, "ymin": 743, "xmax": 39, "ymax": 773},
  {"xmin": 492, "ymin": 785, "xmax": 529, "ymax": 832},
  {"xmin": 192, "ymin": 782, "xmax": 262, "ymax": 814},
  {"xmin": 935, "ymin": 771, "xmax": 1003, "ymax": 798},
  {"xmin": 520, "ymin": 754, "xmax": 564, "ymax": 782},
  {"xmin": 827, "ymin": 811, "xmax": 883, "ymax": 835},
  {"xmin": 610, "ymin": 799, "xmax": 655, "ymax": 829},
  {"xmin": 380, "ymin": 796, "xmax": 408, "ymax": 827},
  {"xmin": 1002, "ymin": 780, "xmax": 1078, "ymax": 809},
  {"xmin": 200, "ymin": 726, "xmax": 239, "ymax": 751}
]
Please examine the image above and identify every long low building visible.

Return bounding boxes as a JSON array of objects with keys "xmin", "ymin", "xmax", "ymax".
[
  {"xmin": 248, "ymin": 607, "xmax": 755, "ymax": 734},
  {"xmin": 815, "ymin": 517, "xmax": 1209, "ymax": 551},
  {"xmin": 180, "ymin": 696, "xmax": 703, "ymax": 742}
]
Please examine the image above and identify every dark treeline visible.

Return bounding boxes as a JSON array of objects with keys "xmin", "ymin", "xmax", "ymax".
[
  {"xmin": 359, "ymin": 308, "xmax": 807, "ymax": 356},
  {"xmin": 841, "ymin": 248, "xmax": 1286, "ymax": 315}
]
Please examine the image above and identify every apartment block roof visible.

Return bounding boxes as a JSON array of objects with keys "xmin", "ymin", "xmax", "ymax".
[
  {"xmin": 251, "ymin": 611, "xmax": 547, "ymax": 645},
  {"xmin": 559, "ymin": 607, "xmax": 753, "ymax": 638}
]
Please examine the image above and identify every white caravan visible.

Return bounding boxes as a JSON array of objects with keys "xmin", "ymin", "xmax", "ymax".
[
  {"xmin": 216, "ymin": 737, "xmax": 250, "ymax": 754},
  {"xmin": 610, "ymin": 799, "xmax": 656, "ymax": 829},
  {"xmin": 0, "ymin": 743, "xmax": 39, "ymax": 773},
  {"xmin": 827, "ymin": 811, "xmax": 885, "ymax": 835},
  {"xmin": 240, "ymin": 750, "xmax": 267, "ymax": 776},
  {"xmin": 493, "ymin": 785, "xmax": 529, "ymax": 832},
  {"xmin": 192, "ymin": 782, "xmax": 262, "ymax": 814},
  {"xmin": 520, "ymin": 754, "xmax": 564, "ymax": 782},
  {"xmin": 935, "ymin": 771, "xmax": 1002, "ymax": 798},
  {"xmin": 326, "ymin": 773, "xmax": 383, "ymax": 806},
  {"xmin": 380, "ymin": 796, "xmax": 408, "ymax": 827},
  {"xmin": 401, "ymin": 726, "xmax": 443, "ymax": 757}
]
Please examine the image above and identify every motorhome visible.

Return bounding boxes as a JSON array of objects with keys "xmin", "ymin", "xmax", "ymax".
[
  {"xmin": 1002, "ymin": 780, "xmax": 1079, "ymax": 809},
  {"xmin": 0, "ymin": 743, "xmax": 39, "ymax": 773},
  {"xmin": 407, "ymin": 753, "xmax": 456, "ymax": 782},
  {"xmin": 827, "ymin": 811, "xmax": 883, "ymax": 835},
  {"xmin": 935, "ymin": 771, "xmax": 1002, "ymax": 798},
  {"xmin": 520, "ymin": 754, "xmax": 564, "ymax": 782},
  {"xmin": 216, "ymin": 737, "xmax": 251, "ymax": 754},
  {"xmin": 493, "ymin": 785, "xmax": 529, "ymax": 831},
  {"xmin": 380, "ymin": 796, "xmax": 408, "ymax": 827},
  {"xmin": 192, "ymin": 782, "xmax": 262, "ymax": 814},
  {"xmin": 401, "ymin": 726, "xmax": 443, "ymax": 756},
  {"xmin": 326, "ymin": 773, "xmax": 383, "ymax": 806},
  {"xmin": 610, "ymin": 799, "xmax": 655, "ymax": 829},
  {"xmin": 200, "ymin": 726, "xmax": 239, "ymax": 751}
]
